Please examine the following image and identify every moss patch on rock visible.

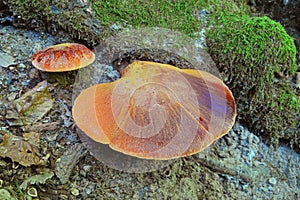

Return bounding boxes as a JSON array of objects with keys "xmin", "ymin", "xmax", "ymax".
[
  {"xmin": 207, "ymin": 14, "xmax": 299, "ymax": 147},
  {"xmin": 3, "ymin": 0, "xmax": 102, "ymax": 45},
  {"xmin": 90, "ymin": 0, "xmax": 207, "ymax": 38}
]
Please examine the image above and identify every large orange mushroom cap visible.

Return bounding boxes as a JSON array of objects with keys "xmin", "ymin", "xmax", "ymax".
[
  {"xmin": 31, "ymin": 43, "xmax": 95, "ymax": 72},
  {"xmin": 72, "ymin": 61, "xmax": 236, "ymax": 160}
]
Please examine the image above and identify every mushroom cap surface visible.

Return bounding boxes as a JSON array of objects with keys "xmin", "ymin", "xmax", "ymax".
[
  {"xmin": 72, "ymin": 61, "xmax": 236, "ymax": 160},
  {"xmin": 31, "ymin": 43, "xmax": 95, "ymax": 72}
]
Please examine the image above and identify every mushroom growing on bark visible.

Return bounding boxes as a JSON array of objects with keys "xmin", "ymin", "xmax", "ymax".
[{"xmin": 72, "ymin": 61, "xmax": 236, "ymax": 160}]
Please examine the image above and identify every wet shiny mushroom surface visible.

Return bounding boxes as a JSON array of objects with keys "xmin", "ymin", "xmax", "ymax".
[
  {"xmin": 31, "ymin": 43, "xmax": 95, "ymax": 72},
  {"xmin": 72, "ymin": 61, "xmax": 236, "ymax": 160}
]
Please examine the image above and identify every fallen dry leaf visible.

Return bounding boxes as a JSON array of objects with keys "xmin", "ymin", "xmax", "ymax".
[
  {"xmin": 6, "ymin": 80, "xmax": 54, "ymax": 126},
  {"xmin": 0, "ymin": 132, "xmax": 48, "ymax": 167}
]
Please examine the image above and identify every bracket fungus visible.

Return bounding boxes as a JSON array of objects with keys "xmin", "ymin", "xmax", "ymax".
[
  {"xmin": 72, "ymin": 61, "xmax": 236, "ymax": 160},
  {"xmin": 31, "ymin": 43, "xmax": 95, "ymax": 72}
]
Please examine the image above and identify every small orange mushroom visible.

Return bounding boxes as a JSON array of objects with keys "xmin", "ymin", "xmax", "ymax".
[
  {"xmin": 72, "ymin": 61, "xmax": 236, "ymax": 160},
  {"xmin": 31, "ymin": 43, "xmax": 95, "ymax": 72}
]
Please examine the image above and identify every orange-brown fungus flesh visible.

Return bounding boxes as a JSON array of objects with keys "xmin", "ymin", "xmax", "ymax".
[
  {"xmin": 72, "ymin": 61, "xmax": 236, "ymax": 160},
  {"xmin": 31, "ymin": 43, "xmax": 95, "ymax": 72}
]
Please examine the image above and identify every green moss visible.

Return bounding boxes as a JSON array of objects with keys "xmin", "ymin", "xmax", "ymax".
[
  {"xmin": 207, "ymin": 0, "xmax": 250, "ymax": 17},
  {"xmin": 90, "ymin": 0, "xmax": 251, "ymax": 39},
  {"xmin": 3, "ymin": 0, "xmax": 101, "ymax": 45},
  {"xmin": 279, "ymin": 90, "xmax": 300, "ymax": 111},
  {"xmin": 207, "ymin": 13, "xmax": 299, "ymax": 145},
  {"xmin": 134, "ymin": 158, "xmax": 233, "ymax": 199},
  {"xmin": 90, "ymin": 0, "xmax": 208, "ymax": 38},
  {"xmin": 208, "ymin": 15, "xmax": 296, "ymax": 84},
  {"xmin": 3, "ymin": 0, "xmax": 250, "ymax": 44}
]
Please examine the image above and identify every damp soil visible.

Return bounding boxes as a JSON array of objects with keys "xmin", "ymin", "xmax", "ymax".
[{"xmin": 0, "ymin": 2, "xmax": 299, "ymax": 200}]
